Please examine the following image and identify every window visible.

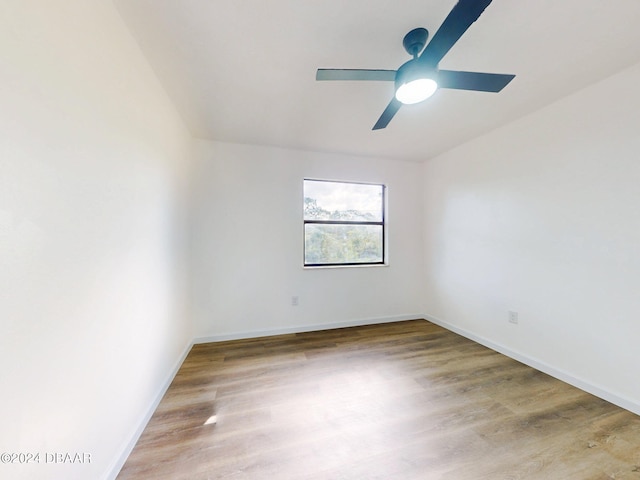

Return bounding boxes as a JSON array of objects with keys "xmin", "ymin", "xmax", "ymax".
[{"xmin": 304, "ymin": 179, "xmax": 386, "ymax": 266}]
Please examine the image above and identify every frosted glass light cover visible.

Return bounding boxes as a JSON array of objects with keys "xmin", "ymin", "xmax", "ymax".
[{"xmin": 395, "ymin": 78, "xmax": 437, "ymax": 105}]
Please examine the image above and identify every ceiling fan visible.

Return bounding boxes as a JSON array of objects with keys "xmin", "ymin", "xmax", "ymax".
[{"xmin": 316, "ymin": 0, "xmax": 515, "ymax": 130}]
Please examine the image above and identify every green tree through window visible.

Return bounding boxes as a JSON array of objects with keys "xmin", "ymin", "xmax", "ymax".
[{"xmin": 304, "ymin": 179, "xmax": 385, "ymax": 266}]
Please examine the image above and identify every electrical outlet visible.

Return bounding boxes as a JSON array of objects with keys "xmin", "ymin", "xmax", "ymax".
[
  {"xmin": 291, "ymin": 296, "xmax": 299, "ymax": 306},
  {"xmin": 508, "ymin": 311, "xmax": 518, "ymax": 324}
]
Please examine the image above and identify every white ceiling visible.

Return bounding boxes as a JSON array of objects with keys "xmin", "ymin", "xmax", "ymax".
[{"xmin": 114, "ymin": 0, "xmax": 640, "ymax": 162}]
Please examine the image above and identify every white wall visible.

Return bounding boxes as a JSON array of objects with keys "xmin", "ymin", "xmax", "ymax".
[
  {"xmin": 0, "ymin": 2, "xmax": 192, "ymax": 479},
  {"xmin": 422, "ymin": 62, "xmax": 640, "ymax": 413},
  {"xmin": 191, "ymin": 140, "xmax": 424, "ymax": 339}
]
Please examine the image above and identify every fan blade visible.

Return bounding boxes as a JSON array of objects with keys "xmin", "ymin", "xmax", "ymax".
[
  {"xmin": 316, "ymin": 69, "xmax": 396, "ymax": 81},
  {"xmin": 373, "ymin": 98, "xmax": 402, "ymax": 130},
  {"xmin": 419, "ymin": 0, "xmax": 492, "ymax": 66},
  {"xmin": 438, "ymin": 70, "xmax": 515, "ymax": 92}
]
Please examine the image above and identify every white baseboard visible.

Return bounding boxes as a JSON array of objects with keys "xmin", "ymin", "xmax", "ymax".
[
  {"xmin": 194, "ymin": 314, "xmax": 422, "ymax": 344},
  {"xmin": 104, "ymin": 339, "xmax": 194, "ymax": 480},
  {"xmin": 423, "ymin": 313, "xmax": 640, "ymax": 417}
]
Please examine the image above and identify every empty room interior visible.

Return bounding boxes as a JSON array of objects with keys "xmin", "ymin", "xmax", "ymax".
[{"xmin": 2, "ymin": 1, "xmax": 640, "ymax": 479}]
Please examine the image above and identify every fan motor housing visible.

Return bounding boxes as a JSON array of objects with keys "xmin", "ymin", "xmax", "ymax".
[{"xmin": 395, "ymin": 59, "xmax": 438, "ymax": 90}]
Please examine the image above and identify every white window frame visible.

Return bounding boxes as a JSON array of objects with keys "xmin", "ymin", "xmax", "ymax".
[{"xmin": 303, "ymin": 179, "xmax": 386, "ymax": 267}]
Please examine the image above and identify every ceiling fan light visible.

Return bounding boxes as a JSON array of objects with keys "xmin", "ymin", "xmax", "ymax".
[{"xmin": 395, "ymin": 78, "xmax": 438, "ymax": 105}]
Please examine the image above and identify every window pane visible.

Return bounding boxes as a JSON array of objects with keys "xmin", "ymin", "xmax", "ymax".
[
  {"xmin": 304, "ymin": 224, "xmax": 383, "ymax": 264},
  {"xmin": 304, "ymin": 180, "xmax": 383, "ymax": 222}
]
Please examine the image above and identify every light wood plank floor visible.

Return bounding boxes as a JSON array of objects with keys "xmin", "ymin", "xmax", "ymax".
[{"xmin": 117, "ymin": 320, "xmax": 640, "ymax": 479}]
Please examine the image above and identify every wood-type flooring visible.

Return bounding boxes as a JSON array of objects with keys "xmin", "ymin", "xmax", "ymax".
[{"xmin": 117, "ymin": 320, "xmax": 640, "ymax": 479}]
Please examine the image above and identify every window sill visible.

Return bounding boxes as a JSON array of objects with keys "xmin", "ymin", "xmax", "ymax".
[{"xmin": 303, "ymin": 263, "xmax": 389, "ymax": 270}]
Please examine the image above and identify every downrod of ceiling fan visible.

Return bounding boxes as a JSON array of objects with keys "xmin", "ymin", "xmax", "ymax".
[{"xmin": 402, "ymin": 28, "xmax": 429, "ymax": 58}]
